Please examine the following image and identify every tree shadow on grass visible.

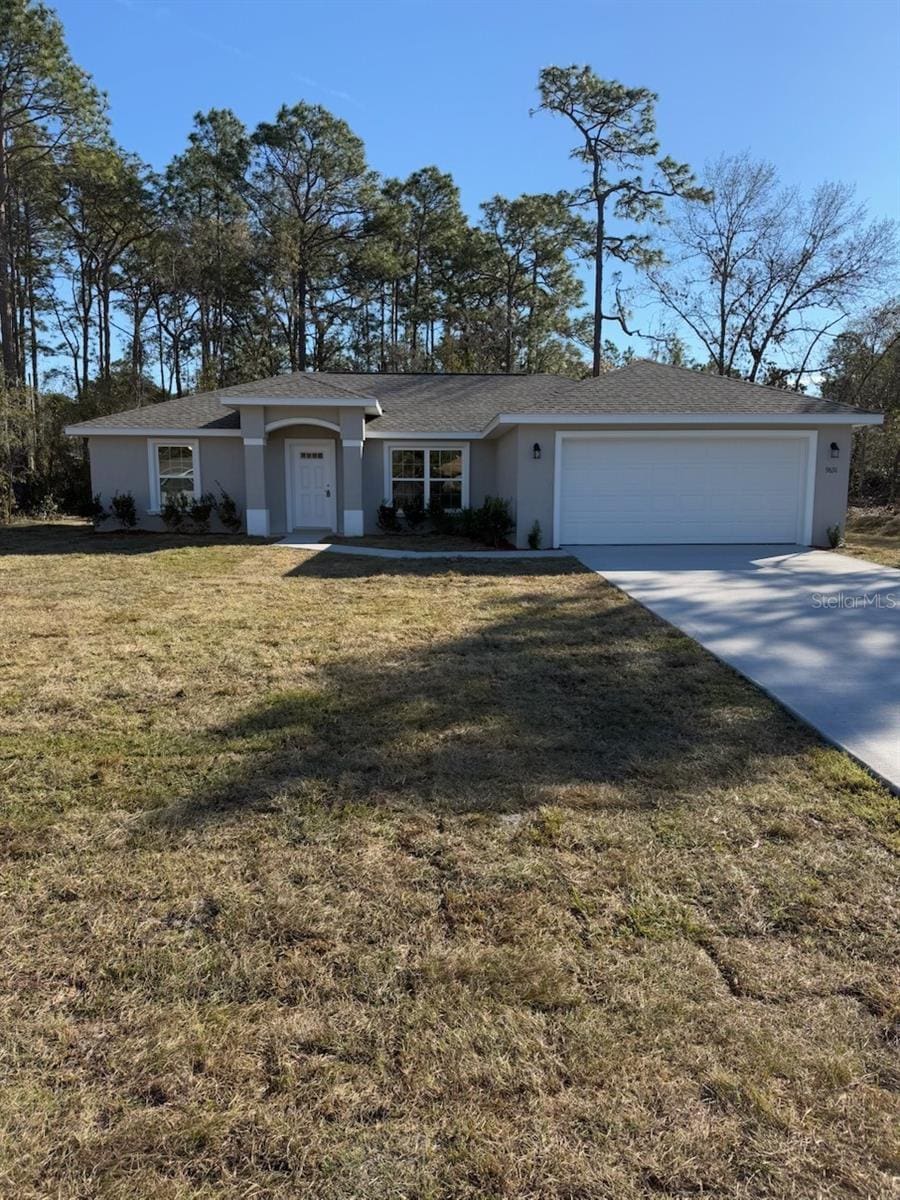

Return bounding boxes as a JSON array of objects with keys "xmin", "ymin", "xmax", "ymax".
[
  {"xmin": 140, "ymin": 553, "xmax": 817, "ymax": 834},
  {"xmin": 0, "ymin": 522, "xmax": 270, "ymax": 556}
]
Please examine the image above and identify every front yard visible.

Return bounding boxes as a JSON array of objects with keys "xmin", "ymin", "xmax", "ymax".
[
  {"xmin": 0, "ymin": 524, "xmax": 898, "ymax": 1199},
  {"xmin": 843, "ymin": 507, "xmax": 900, "ymax": 568}
]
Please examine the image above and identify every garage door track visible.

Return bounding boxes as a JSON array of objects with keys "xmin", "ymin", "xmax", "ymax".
[{"xmin": 570, "ymin": 545, "xmax": 900, "ymax": 792}]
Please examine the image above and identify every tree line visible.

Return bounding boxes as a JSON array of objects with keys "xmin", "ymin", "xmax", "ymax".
[{"xmin": 0, "ymin": 0, "xmax": 897, "ymax": 514}]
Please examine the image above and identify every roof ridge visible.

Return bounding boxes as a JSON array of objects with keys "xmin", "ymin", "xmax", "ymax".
[
  {"xmin": 315, "ymin": 370, "xmax": 561, "ymax": 379},
  {"xmin": 214, "ymin": 372, "xmax": 368, "ymax": 401}
]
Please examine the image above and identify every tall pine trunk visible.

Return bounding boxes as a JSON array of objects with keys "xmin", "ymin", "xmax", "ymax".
[
  {"xmin": 297, "ymin": 267, "xmax": 307, "ymax": 371},
  {"xmin": 0, "ymin": 127, "xmax": 17, "ymax": 384},
  {"xmin": 592, "ymin": 190, "xmax": 605, "ymax": 377},
  {"xmin": 379, "ymin": 287, "xmax": 386, "ymax": 372}
]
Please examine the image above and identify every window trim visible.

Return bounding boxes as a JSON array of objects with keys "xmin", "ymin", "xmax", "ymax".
[
  {"xmin": 383, "ymin": 441, "xmax": 470, "ymax": 511},
  {"xmin": 147, "ymin": 438, "xmax": 201, "ymax": 513}
]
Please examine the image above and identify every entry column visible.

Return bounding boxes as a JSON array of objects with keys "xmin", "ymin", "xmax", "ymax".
[
  {"xmin": 340, "ymin": 409, "xmax": 365, "ymax": 536},
  {"xmin": 242, "ymin": 408, "xmax": 269, "ymax": 536}
]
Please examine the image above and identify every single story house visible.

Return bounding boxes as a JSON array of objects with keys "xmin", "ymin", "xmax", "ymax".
[{"xmin": 64, "ymin": 360, "xmax": 882, "ymax": 547}]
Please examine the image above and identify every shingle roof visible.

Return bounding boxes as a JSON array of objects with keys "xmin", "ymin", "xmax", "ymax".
[
  {"xmin": 565, "ymin": 360, "xmax": 872, "ymax": 416},
  {"xmin": 329, "ymin": 373, "xmax": 583, "ymax": 431},
  {"xmin": 208, "ymin": 372, "xmax": 368, "ymax": 402},
  {"xmin": 66, "ymin": 391, "xmax": 241, "ymax": 431},
  {"xmin": 65, "ymin": 361, "xmax": 875, "ymax": 436}
]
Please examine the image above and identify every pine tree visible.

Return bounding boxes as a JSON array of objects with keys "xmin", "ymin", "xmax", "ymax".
[{"xmin": 534, "ymin": 66, "xmax": 709, "ymax": 375}]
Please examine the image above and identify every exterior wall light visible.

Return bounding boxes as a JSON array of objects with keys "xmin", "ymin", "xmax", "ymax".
[
  {"xmin": 830, "ymin": 442, "xmax": 840, "ymax": 459},
  {"xmin": 532, "ymin": 442, "xmax": 542, "ymax": 460}
]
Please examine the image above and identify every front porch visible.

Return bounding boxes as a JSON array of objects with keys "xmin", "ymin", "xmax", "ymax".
[{"xmin": 238, "ymin": 402, "xmax": 368, "ymax": 538}]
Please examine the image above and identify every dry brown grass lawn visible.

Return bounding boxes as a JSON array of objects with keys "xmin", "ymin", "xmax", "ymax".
[
  {"xmin": 1, "ymin": 522, "xmax": 898, "ymax": 1199},
  {"xmin": 843, "ymin": 508, "xmax": 900, "ymax": 569}
]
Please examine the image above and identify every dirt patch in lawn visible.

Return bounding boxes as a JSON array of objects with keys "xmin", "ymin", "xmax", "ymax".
[{"xmin": 0, "ymin": 523, "xmax": 897, "ymax": 1199}]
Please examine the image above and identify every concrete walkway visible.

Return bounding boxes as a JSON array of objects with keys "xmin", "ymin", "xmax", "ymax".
[{"xmin": 569, "ymin": 545, "xmax": 900, "ymax": 792}]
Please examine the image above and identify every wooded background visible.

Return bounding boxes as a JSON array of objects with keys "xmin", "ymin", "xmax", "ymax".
[{"xmin": 0, "ymin": 0, "xmax": 897, "ymax": 515}]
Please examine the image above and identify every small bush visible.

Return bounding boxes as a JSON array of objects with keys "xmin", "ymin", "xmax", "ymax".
[
  {"xmin": 215, "ymin": 484, "xmax": 243, "ymax": 533},
  {"xmin": 377, "ymin": 501, "xmax": 400, "ymax": 532},
  {"xmin": 424, "ymin": 497, "xmax": 515, "ymax": 546},
  {"xmin": 161, "ymin": 491, "xmax": 190, "ymax": 531},
  {"xmin": 475, "ymin": 496, "xmax": 514, "ymax": 547},
  {"xmin": 110, "ymin": 491, "xmax": 137, "ymax": 529},
  {"xmin": 458, "ymin": 506, "xmax": 478, "ymax": 540},
  {"xmin": 403, "ymin": 491, "xmax": 426, "ymax": 530},
  {"xmin": 88, "ymin": 493, "xmax": 108, "ymax": 528},
  {"xmin": 527, "ymin": 520, "xmax": 542, "ymax": 550},
  {"xmin": 30, "ymin": 494, "xmax": 59, "ymax": 519},
  {"xmin": 827, "ymin": 524, "xmax": 844, "ymax": 548},
  {"xmin": 189, "ymin": 492, "xmax": 216, "ymax": 532},
  {"xmin": 428, "ymin": 498, "xmax": 458, "ymax": 535}
]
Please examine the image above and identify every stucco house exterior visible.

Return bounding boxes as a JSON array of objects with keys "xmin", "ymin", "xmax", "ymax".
[{"xmin": 64, "ymin": 360, "xmax": 882, "ymax": 548}]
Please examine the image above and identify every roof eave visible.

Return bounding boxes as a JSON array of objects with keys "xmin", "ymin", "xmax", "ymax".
[
  {"xmin": 220, "ymin": 395, "xmax": 382, "ymax": 416},
  {"xmin": 483, "ymin": 411, "xmax": 883, "ymax": 434},
  {"xmin": 364, "ymin": 428, "xmax": 486, "ymax": 440},
  {"xmin": 64, "ymin": 406, "xmax": 884, "ymax": 439},
  {"xmin": 64, "ymin": 424, "xmax": 241, "ymax": 437}
]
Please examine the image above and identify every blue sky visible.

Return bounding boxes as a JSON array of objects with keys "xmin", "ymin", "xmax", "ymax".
[{"xmin": 55, "ymin": 0, "xmax": 900, "ymax": 357}]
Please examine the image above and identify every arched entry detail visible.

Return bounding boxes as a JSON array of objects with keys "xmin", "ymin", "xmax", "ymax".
[{"xmin": 265, "ymin": 416, "xmax": 341, "ymax": 435}]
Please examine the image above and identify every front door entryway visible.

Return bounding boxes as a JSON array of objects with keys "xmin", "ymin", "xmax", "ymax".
[{"xmin": 287, "ymin": 440, "xmax": 337, "ymax": 531}]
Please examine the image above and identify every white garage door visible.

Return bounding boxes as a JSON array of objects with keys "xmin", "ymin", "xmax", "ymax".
[{"xmin": 558, "ymin": 434, "xmax": 812, "ymax": 545}]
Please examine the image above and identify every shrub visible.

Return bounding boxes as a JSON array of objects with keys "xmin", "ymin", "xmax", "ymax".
[
  {"xmin": 161, "ymin": 491, "xmax": 190, "ymax": 531},
  {"xmin": 110, "ymin": 491, "xmax": 137, "ymax": 528},
  {"xmin": 31, "ymin": 494, "xmax": 60, "ymax": 520},
  {"xmin": 425, "ymin": 497, "xmax": 515, "ymax": 546},
  {"xmin": 428, "ymin": 498, "xmax": 457, "ymax": 535},
  {"xmin": 189, "ymin": 492, "xmax": 216, "ymax": 532},
  {"xmin": 458, "ymin": 506, "xmax": 479, "ymax": 540},
  {"xmin": 827, "ymin": 524, "xmax": 844, "ymax": 548},
  {"xmin": 475, "ymin": 496, "xmax": 514, "ymax": 547},
  {"xmin": 377, "ymin": 501, "xmax": 400, "ymax": 532},
  {"xmin": 403, "ymin": 491, "xmax": 426, "ymax": 530},
  {"xmin": 527, "ymin": 520, "xmax": 542, "ymax": 550},
  {"xmin": 215, "ymin": 484, "xmax": 243, "ymax": 533},
  {"xmin": 88, "ymin": 493, "xmax": 108, "ymax": 528}
]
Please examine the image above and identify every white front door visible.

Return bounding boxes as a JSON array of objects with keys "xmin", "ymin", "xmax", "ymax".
[{"xmin": 288, "ymin": 440, "xmax": 337, "ymax": 530}]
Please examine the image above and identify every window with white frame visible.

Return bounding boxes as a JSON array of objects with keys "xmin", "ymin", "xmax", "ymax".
[
  {"xmin": 149, "ymin": 440, "xmax": 200, "ymax": 511},
  {"xmin": 390, "ymin": 447, "xmax": 464, "ymax": 511}
]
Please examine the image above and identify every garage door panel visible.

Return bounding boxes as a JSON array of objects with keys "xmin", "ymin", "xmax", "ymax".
[{"xmin": 558, "ymin": 435, "xmax": 809, "ymax": 545}]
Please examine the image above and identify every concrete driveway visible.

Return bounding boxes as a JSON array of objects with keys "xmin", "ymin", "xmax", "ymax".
[{"xmin": 569, "ymin": 545, "xmax": 900, "ymax": 792}]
